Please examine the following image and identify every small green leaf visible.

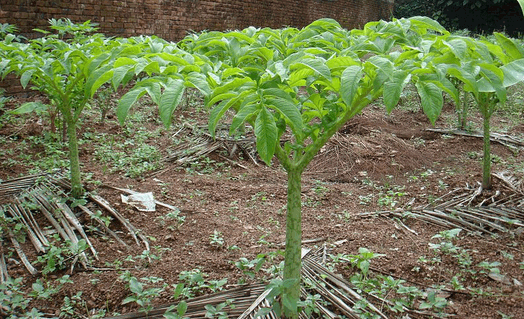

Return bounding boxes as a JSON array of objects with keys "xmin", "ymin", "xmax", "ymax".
[
  {"xmin": 255, "ymin": 107, "xmax": 277, "ymax": 165},
  {"xmin": 282, "ymin": 293, "xmax": 297, "ymax": 315},
  {"xmin": 254, "ymin": 308, "xmax": 272, "ymax": 318},
  {"xmin": 177, "ymin": 301, "xmax": 188, "ymax": 316},
  {"xmin": 128, "ymin": 277, "xmax": 143, "ymax": 294},
  {"xmin": 173, "ymin": 283, "xmax": 185, "ymax": 300}
]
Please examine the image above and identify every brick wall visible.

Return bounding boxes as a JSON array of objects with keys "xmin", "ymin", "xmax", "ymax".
[
  {"xmin": 0, "ymin": 0, "xmax": 394, "ymax": 41},
  {"xmin": 0, "ymin": 0, "xmax": 394, "ymax": 95}
]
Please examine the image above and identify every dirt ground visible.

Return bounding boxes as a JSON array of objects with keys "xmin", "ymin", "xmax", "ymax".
[{"xmin": 1, "ymin": 94, "xmax": 524, "ymax": 318}]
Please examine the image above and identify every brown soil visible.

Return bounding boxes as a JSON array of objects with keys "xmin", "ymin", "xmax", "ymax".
[{"xmin": 1, "ymin": 96, "xmax": 524, "ymax": 318}]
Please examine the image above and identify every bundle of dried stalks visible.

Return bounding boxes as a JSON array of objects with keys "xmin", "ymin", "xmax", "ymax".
[
  {"xmin": 0, "ymin": 171, "xmax": 148, "ymax": 279},
  {"xmin": 104, "ymin": 248, "xmax": 422, "ymax": 319},
  {"xmin": 359, "ymin": 172, "xmax": 524, "ymax": 235},
  {"xmin": 165, "ymin": 123, "xmax": 257, "ymax": 167}
]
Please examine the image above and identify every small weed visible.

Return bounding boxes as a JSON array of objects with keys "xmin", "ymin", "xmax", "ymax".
[
  {"xmin": 122, "ymin": 276, "xmax": 167, "ymax": 314},
  {"xmin": 419, "ymin": 290, "xmax": 448, "ymax": 312},
  {"xmin": 156, "ymin": 210, "xmax": 186, "ymax": 230},
  {"xmin": 35, "ymin": 235, "xmax": 89, "ymax": 276},
  {"xmin": 29, "ymin": 275, "xmax": 73, "ymax": 300},
  {"xmin": 204, "ymin": 299, "xmax": 235, "ymax": 318},
  {"xmin": 210, "ymin": 230, "xmax": 224, "ymax": 248},
  {"xmin": 60, "ymin": 291, "xmax": 85, "ymax": 318},
  {"xmin": 477, "ymin": 261, "xmax": 501, "ymax": 275},
  {"xmin": 234, "ymin": 255, "xmax": 266, "ymax": 279},
  {"xmin": 0, "ymin": 277, "xmax": 31, "ymax": 316}
]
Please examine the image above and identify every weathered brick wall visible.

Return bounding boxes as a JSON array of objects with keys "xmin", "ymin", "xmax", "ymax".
[
  {"xmin": 0, "ymin": 0, "xmax": 394, "ymax": 41},
  {"xmin": 0, "ymin": 0, "xmax": 394, "ymax": 95}
]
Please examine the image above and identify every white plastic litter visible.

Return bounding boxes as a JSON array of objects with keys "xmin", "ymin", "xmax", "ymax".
[{"xmin": 121, "ymin": 192, "xmax": 156, "ymax": 212}]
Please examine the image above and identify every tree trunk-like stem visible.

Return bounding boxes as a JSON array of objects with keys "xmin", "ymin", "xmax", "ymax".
[
  {"xmin": 282, "ymin": 168, "xmax": 302, "ymax": 319},
  {"xmin": 66, "ymin": 120, "xmax": 84, "ymax": 198},
  {"xmin": 482, "ymin": 114, "xmax": 492, "ymax": 190}
]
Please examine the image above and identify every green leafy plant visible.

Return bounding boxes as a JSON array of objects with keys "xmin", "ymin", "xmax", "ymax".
[
  {"xmin": 0, "ymin": 19, "xmax": 160, "ymax": 197},
  {"xmin": 122, "ymin": 276, "xmax": 167, "ymax": 314},
  {"xmin": 163, "ymin": 302, "xmax": 189, "ymax": 319},
  {"xmin": 204, "ymin": 299, "xmax": 235, "ymax": 319},
  {"xmin": 428, "ymin": 32, "xmax": 524, "ymax": 189},
  {"xmin": 29, "ymin": 275, "xmax": 73, "ymax": 300},
  {"xmin": 34, "ymin": 236, "xmax": 89, "ymax": 276},
  {"xmin": 209, "ymin": 230, "xmax": 224, "ymax": 247},
  {"xmin": 115, "ymin": 16, "xmax": 454, "ymax": 318},
  {"xmin": 419, "ymin": 290, "xmax": 448, "ymax": 312},
  {"xmin": 0, "ymin": 277, "xmax": 31, "ymax": 317}
]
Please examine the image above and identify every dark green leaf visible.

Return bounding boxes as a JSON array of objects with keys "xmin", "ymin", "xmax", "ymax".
[
  {"xmin": 20, "ymin": 69, "xmax": 35, "ymax": 88},
  {"xmin": 117, "ymin": 87, "xmax": 148, "ymax": 124},
  {"xmin": 292, "ymin": 58, "xmax": 331, "ymax": 81},
  {"xmin": 255, "ymin": 107, "xmax": 277, "ymax": 165},
  {"xmin": 415, "ymin": 81, "xmax": 443, "ymax": 125},
  {"xmin": 265, "ymin": 96, "xmax": 303, "ymax": 136},
  {"xmin": 230, "ymin": 102, "xmax": 259, "ymax": 134},
  {"xmin": 159, "ymin": 78, "xmax": 185, "ymax": 127},
  {"xmin": 384, "ymin": 71, "xmax": 411, "ymax": 113},
  {"xmin": 340, "ymin": 65, "xmax": 363, "ymax": 106}
]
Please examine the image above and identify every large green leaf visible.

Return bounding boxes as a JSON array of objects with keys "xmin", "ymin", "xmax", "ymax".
[
  {"xmin": 501, "ymin": 58, "xmax": 524, "ymax": 87},
  {"xmin": 117, "ymin": 86, "xmax": 148, "ymax": 124},
  {"xmin": 340, "ymin": 65, "xmax": 363, "ymax": 107},
  {"xmin": 367, "ymin": 56, "xmax": 394, "ymax": 80},
  {"xmin": 384, "ymin": 71, "xmax": 411, "ymax": 113},
  {"xmin": 494, "ymin": 32, "xmax": 523, "ymax": 61},
  {"xmin": 446, "ymin": 65, "xmax": 479, "ymax": 96},
  {"xmin": 158, "ymin": 78, "xmax": 185, "ymax": 126},
  {"xmin": 255, "ymin": 107, "xmax": 278, "ymax": 165},
  {"xmin": 477, "ymin": 63, "xmax": 506, "ymax": 103},
  {"xmin": 208, "ymin": 99, "xmax": 236, "ymax": 137},
  {"xmin": 518, "ymin": 0, "xmax": 524, "ymax": 16},
  {"xmin": 20, "ymin": 69, "xmax": 36, "ymax": 88},
  {"xmin": 443, "ymin": 38, "xmax": 468, "ymax": 61},
  {"xmin": 408, "ymin": 16, "xmax": 448, "ymax": 35},
  {"xmin": 291, "ymin": 58, "xmax": 331, "ymax": 81},
  {"xmin": 264, "ymin": 96, "xmax": 303, "ymax": 136},
  {"xmin": 111, "ymin": 64, "xmax": 134, "ymax": 90},
  {"xmin": 184, "ymin": 71, "xmax": 211, "ymax": 96},
  {"xmin": 85, "ymin": 64, "xmax": 114, "ymax": 97},
  {"xmin": 415, "ymin": 81, "xmax": 443, "ymax": 125},
  {"xmin": 10, "ymin": 101, "xmax": 48, "ymax": 115},
  {"xmin": 230, "ymin": 102, "xmax": 259, "ymax": 134}
]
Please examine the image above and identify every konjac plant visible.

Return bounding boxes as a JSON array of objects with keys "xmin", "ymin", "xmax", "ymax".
[
  {"xmin": 0, "ymin": 19, "xmax": 162, "ymax": 197},
  {"xmin": 116, "ymin": 16, "xmax": 455, "ymax": 317},
  {"xmin": 425, "ymin": 32, "xmax": 524, "ymax": 189}
]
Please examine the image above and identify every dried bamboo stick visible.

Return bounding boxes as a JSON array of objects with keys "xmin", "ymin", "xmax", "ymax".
[
  {"xmin": 7, "ymin": 229, "xmax": 37, "ymax": 275},
  {"xmin": 88, "ymin": 194, "xmax": 140, "ymax": 246},
  {"xmin": 0, "ymin": 251, "xmax": 8, "ymax": 283},
  {"xmin": 15, "ymin": 197, "xmax": 49, "ymax": 247},
  {"xmin": 7, "ymin": 205, "xmax": 46, "ymax": 253},
  {"xmin": 77, "ymin": 204, "xmax": 129, "ymax": 248}
]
